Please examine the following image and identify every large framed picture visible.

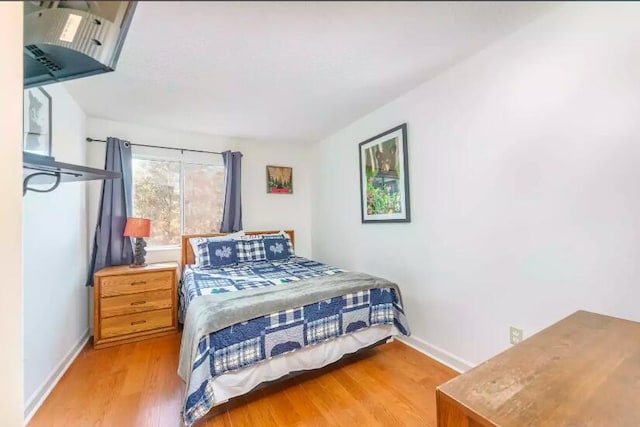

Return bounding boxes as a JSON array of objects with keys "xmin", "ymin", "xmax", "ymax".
[
  {"xmin": 359, "ymin": 123, "xmax": 410, "ymax": 223},
  {"xmin": 266, "ymin": 165, "xmax": 293, "ymax": 194},
  {"xmin": 23, "ymin": 87, "xmax": 52, "ymax": 156}
]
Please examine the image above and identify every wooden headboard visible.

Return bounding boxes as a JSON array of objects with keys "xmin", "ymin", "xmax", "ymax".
[{"xmin": 181, "ymin": 230, "xmax": 295, "ymax": 268}]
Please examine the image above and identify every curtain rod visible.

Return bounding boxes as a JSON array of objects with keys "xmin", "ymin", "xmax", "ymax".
[{"xmin": 85, "ymin": 137, "xmax": 223, "ymax": 155}]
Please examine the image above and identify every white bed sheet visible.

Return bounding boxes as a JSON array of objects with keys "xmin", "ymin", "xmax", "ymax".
[{"xmin": 209, "ymin": 323, "xmax": 399, "ymax": 406}]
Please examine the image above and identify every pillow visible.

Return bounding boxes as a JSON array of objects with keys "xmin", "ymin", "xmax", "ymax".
[
  {"xmin": 263, "ymin": 233, "xmax": 294, "ymax": 261},
  {"xmin": 189, "ymin": 230, "xmax": 245, "ymax": 266},
  {"xmin": 196, "ymin": 239, "xmax": 238, "ymax": 269},
  {"xmin": 256, "ymin": 230, "xmax": 287, "ymax": 238},
  {"xmin": 236, "ymin": 236, "xmax": 267, "ymax": 263}
]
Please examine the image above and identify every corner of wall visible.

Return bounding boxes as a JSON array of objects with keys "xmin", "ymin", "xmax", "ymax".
[{"xmin": 0, "ymin": 3, "xmax": 24, "ymax": 425}]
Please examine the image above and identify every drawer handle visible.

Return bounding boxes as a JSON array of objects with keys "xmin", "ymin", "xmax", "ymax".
[
  {"xmin": 131, "ymin": 281, "xmax": 147, "ymax": 286},
  {"xmin": 131, "ymin": 320, "xmax": 146, "ymax": 326},
  {"xmin": 130, "ymin": 300, "xmax": 146, "ymax": 306}
]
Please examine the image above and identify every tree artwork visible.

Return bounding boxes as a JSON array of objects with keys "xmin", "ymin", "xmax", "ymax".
[{"xmin": 266, "ymin": 166, "xmax": 293, "ymax": 194}]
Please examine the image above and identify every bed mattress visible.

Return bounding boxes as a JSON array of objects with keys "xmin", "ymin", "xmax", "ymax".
[{"xmin": 179, "ymin": 257, "xmax": 409, "ymax": 425}]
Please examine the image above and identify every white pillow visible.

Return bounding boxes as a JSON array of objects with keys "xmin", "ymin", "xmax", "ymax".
[
  {"xmin": 189, "ymin": 230, "xmax": 245, "ymax": 266},
  {"xmin": 245, "ymin": 230, "xmax": 287, "ymax": 239}
]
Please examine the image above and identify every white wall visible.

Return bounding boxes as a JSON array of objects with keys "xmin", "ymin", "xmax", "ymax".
[
  {"xmin": 85, "ymin": 117, "xmax": 312, "ymax": 265},
  {"xmin": 311, "ymin": 3, "xmax": 640, "ymax": 368},
  {"xmin": 23, "ymin": 84, "xmax": 89, "ymax": 416},
  {"xmin": 0, "ymin": 3, "xmax": 24, "ymax": 426}
]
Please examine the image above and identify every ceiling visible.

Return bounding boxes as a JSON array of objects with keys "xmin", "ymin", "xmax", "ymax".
[{"xmin": 64, "ymin": 1, "xmax": 556, "ymax": 143}]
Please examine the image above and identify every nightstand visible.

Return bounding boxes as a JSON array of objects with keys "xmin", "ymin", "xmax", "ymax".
[{"xmin": 93, "ymin": 262, "xmax": 179, "ymax": 349}]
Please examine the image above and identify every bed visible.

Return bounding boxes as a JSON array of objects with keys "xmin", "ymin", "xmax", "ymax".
[{"xmin": 177, "ymin": 230, "xmax": 410, "ymax": 426}]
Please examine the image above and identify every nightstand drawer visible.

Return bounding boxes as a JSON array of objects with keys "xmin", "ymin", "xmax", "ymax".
[
  {"xmin": 101, "ymin": 308, "xmax": 173, "ymax": 338},
  {"xmin": 101, "ymin": 289, "xmax": 173, "ymax": 318},
  {"xmin": 101, "ymin": 271, "xmax": 173, "ymax": 297}
]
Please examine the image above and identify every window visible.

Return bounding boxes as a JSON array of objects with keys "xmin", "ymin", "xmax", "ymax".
[
  {"xmin": 184, "ymin": 162, "xmax": 225, "ymax": 235},
  {"xmin": 132, "ymin": 147, "xmax": 225, "ymax": 247}
]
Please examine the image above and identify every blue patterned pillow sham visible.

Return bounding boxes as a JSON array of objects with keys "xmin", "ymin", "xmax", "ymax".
[
  {"xmin": 197, "ymin": 239, "xmax": 238, "ymax": 268},
  {"xmin": 190, "ymin": 231, "xmax": 244, "ymax": 267},
  {"xmin": 263, "ymin": 234, "xmax": 294, "ymax": 261},
  {"xmin": 236, "ymin": 237, "xmax": 267, "ymax": 263}
]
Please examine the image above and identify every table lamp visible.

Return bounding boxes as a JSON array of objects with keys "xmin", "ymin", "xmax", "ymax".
[{"xmin": 123, "ymin": 217, "xmax": 151, "ymax": 267}]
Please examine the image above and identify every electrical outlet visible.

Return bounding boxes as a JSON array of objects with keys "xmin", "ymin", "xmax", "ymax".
[{"xmin": 510, "ymin": 326, "xmax": 523, "ymax": 345}]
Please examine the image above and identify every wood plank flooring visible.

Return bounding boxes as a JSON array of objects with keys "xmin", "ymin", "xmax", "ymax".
[{"xmin": 28, "ymin": 334, "xmax": 457, "ymax": 427}]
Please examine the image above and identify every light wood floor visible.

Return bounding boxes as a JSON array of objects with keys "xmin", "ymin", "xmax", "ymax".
[{"xmin": 28, "ymin": 334, "xmax": 457, "ymax": 427}]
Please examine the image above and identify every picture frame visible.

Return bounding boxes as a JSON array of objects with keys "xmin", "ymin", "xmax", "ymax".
[
  {"xmin": 359, "ymin": 123, "xmax": 410, "ymax": 223},
  {"xmin": 23, "ymin": 87, "xmax": 52, "ymax": 156},
  {"xmin": 266, "ymin": 165, "xmax": 293, "ymax": 194}
]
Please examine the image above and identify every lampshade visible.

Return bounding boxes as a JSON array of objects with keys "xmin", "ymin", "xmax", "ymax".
[{"xmin": 123, "ymin": 217, "xmax": 151, "ymax": 238}]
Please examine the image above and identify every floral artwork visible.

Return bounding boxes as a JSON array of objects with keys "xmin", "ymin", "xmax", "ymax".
[{"xmin": 359, "ymin": 124, "xmax": 410, "ymax": 223}]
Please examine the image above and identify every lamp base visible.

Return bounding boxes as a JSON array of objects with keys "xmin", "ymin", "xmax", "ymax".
[
  {"xmin": 131, "ymin": 237, "xmax": 148, "ymax": 267},
  {"xmin": 129, "ymin": 263, "xmax": 147, "ymax": 268}
]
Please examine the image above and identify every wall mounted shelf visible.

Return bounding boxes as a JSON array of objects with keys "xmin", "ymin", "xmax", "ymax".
[{"xmin": 23, "ymin": 152, "xmax": 121, "ymax": 196}]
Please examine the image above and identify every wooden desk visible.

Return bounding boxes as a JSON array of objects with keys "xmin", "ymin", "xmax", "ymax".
[{"xmin": 436, "ymin": 311, "xmax": 640, "ymax": 427}]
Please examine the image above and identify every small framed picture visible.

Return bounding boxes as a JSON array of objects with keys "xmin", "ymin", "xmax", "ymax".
[
  {"xmin": 266, "ymin": 165, "xmax": 293, "ymax": 194},
  {"xmin": 24, "ymin": 87, "xmax": 52, "ymax": 156},
  {"xmin": 359, "ymin": 123, "xmax": 410, "ymax": 223}
]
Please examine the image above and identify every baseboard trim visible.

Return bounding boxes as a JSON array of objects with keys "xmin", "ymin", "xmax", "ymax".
[
  {"xmin": 24, "ymin": 330, "xmax": 90, "ymax": 424},
  {"xmin": 396, "ymin": 335, "xmax": 474, "ymax": 373}
]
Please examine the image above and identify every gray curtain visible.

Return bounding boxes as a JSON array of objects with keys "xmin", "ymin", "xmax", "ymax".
[
  {"xmin": 86, "ymin": 137, "xmax": 134, "ymax": 286},
  {"xmin": 220, "ymin": 151, "xmax": 243, "ymax": 232}
]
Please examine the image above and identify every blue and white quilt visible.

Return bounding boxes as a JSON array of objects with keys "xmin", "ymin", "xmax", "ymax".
[
  {"xmin": 180, "ymin": 257, "xmax": 345, "ymax": 320},
  {"xmin": 180, "ymin": 257, "xmax": 409, "ymax": 425}
]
